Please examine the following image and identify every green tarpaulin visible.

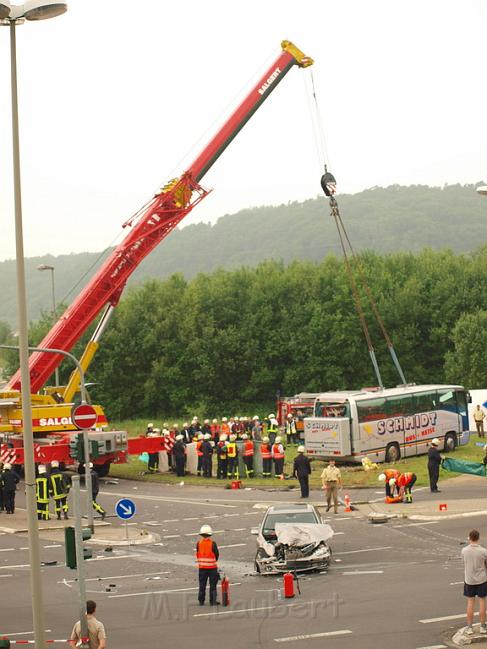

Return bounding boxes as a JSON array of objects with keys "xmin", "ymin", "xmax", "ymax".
[{"xmin": 442, "ymin": 457, "xmax": 486, "ymax": 477}]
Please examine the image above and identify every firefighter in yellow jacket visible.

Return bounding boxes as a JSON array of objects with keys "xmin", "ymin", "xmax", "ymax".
[
  {"xmin": 49, "ymin": 460, "xmax": 69, "ymax": 520},
  {"xmin": 226, "ymin": 434, "xmax": 239, "ymax": 479},
  {"xmin": 36, "ymin": 465, "xmax": 50, "ymax": 521}
]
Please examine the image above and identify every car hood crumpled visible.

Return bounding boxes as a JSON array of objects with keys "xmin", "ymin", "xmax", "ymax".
[{"xmin": 274, "ymin": 522, "xmax": 334, "ymax": 546}]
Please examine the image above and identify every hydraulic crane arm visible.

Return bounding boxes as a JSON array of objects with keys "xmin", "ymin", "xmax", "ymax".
[{"xmin": 7, "ymin": 40, "xmax": 313, "ymax": 394}]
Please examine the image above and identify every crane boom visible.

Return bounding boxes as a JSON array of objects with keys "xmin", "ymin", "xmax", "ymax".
[{"xmin": 8, "ymin": 40, "xmax": 313, "ymax": 394}]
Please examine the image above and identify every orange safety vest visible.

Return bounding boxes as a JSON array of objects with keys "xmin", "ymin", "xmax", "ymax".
[
  {"xmin": 243, "ymin": 440, "xmax": 254, "ymax": 457},
  {"xmin": 196, "ymin": 538, "xmax": 217, "ymax": 569},
  {"xmin": 272, "ymin": 444, "xmax": 284, "ymax": 459},
  {"xmin": 384, "ymin": 469, "xmax": 400, "ymax": 481},
  {"xmin": 196, "ymin": 441, "xmax": 203, "ymax": 457},
  {"xmin": 226, "ymin": 442, "xmax": 237, "ymax": 458},
  {"xmin": 221, "ymin": 423, "xmax": 230, "ymax": 436},
  {"xmin": 397, "ymin": 472, "xmax": 414, "ymax": 487},
  {"xmin": 211, "ymin": 424, "xmax": 220, "ymax": 437},
  {"xmin": 261, "ymin": 443, "xmax": 271, "ymax": 459}
]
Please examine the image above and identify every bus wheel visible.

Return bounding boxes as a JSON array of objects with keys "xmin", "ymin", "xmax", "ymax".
[
  {"xmin": 385, "ymin": 443, "xmax": 400, "ymax": 463},
  {"xmin": 95, "ymin": 462, "xmax": 111, "ymax": 478},
  {"xmin": 444, "ymin": 433, "xmax": 456, "ymax": 452}
]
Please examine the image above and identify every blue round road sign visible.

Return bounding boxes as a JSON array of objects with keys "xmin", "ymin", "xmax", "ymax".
[{"xmin": 115, "ymin": 498, "xmax": 136, "ymax": 520}]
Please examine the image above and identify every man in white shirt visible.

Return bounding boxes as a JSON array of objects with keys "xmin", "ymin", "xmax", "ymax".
[{"xmin": 462, "ymin": 529, "xmax": 487, "ymax": 635}]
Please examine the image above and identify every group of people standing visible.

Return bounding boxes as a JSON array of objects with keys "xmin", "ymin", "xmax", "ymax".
[{"xmin": 145, "ymin": 413, "xmax": 301, "ymax": 479}]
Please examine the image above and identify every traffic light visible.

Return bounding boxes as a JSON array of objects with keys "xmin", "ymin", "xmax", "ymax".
[
  {"xmin": 64, "ymin": 526, "xmax": 93, "ymax": 569},
  {"xmin": 68, "ymin": 433, "xmax": 83, "ymax": 462},
  {"xmin": 0, "ymin": 638, "xmax": 10, "ymax": 648},
  {"xmin": 90, "ymin": 439, "xmax": 103, "ymax": 458}
]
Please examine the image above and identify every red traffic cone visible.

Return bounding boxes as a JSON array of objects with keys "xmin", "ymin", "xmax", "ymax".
[{"xmin": 344, "ymin": 493, "xmax": 352, "ymax": 513}]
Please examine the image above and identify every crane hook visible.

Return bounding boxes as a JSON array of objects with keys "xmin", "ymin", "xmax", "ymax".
[{"xmin": 320, "ymin": 170, "xmax": 337, "ymax": 197}]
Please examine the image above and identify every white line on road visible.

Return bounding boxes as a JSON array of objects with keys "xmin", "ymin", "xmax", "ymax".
[
  {"xmin": 194, "ymin": 602, "xmax": 302, "ymax": 618},
  {"xmin": 219, "ymin": 544, "xmax": 247, "ymax": 549},
  {"xmin": 274, "ymin": 630, "xmax": 353, "ymax": 642},
  {"xmin": 162, "ymin": 535, "xmax": 181, "ymax": 539},
  {"xmin": 334, "ymin": 546, "xmax": 392, "ymax": 555},
  {"xmin": 163, "ymin": 519, "xmax": 179, "ymax": 523},
  {"xmin": 0, "ymin": 574, "xmax": 13, "ymax": 578},
  {"xmin": 109, "ymin": 582, "xmax": 241, "ymax": 599},
  {"xmin": 416, "ymin": 645, "xmax": 447, "ymax": 649},
  {"xmin": 101, "ymin": 491, "xmax": 236, "ymax": 508},
  {"xmin": 342, "ymin": 570, "xmax": 384, "ymax": 575},
  {"xmin": 0, "ymin": 548, "xmax": 15, "ymax": 552},
  {"xmin": 334, "ymin": 517, "xmax": 354, "ymax": 521},
  {"xmin": 450, "ymin": 581, "xmax": 463, "ymax": 586},
  {"xmin": 232, "ymin": 528, "xmax": 246, "ymax": 532},
  {"xmin": 44, "ymin": 544, "xmax": 62, "ymax": 548},
  {"xmin": 420, "ymin": 612, "xmax": 475, "ymax": 623},
  {"xmin": 203, "ymin": 515, "xmax": 219, "ymax": 519},
  {"xmin": 183, "ymin": 517, "xmax": 199, "ymax": 521},
  {"xmin": 59, "ymin": 570, "xmax": 171, "ymax": 584},
  {"xmin": 334, "ymin": 532, "xmax": 345, "ymax": 536},
  {"xmin": 401, "ymin": 521, "xmax": 439, "ymax": 527}
]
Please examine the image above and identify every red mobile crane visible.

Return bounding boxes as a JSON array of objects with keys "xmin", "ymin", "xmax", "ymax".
[{"xmin": 0, "ymin": 41, "xmax": 313, "ymax": 474}]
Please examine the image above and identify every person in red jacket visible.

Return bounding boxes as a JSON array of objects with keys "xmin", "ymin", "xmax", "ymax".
[
  {"xmin": 395, "ymin": 472, "xmax": 417, "ymax": 503},
  {"xmin": 196, "ymin": 525, "xmax": 220, "ymax": 606},
  {"xmin": 261, "ymin": 437, "xmax": 272, "ymax": 478},
  {"xmin": 272, "ymin": 436, "xmax": 285, "ymax": 478},
  {"xmin": 378, "ymin": 469, "xmax": 401, "ymax": 498},
  {"xmin": 242, "ymin": 434, "xmax": 254, "ymax": 478}
]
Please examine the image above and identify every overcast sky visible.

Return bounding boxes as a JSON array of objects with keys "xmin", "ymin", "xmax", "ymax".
[{"xmin": 0, "ymin": 0, "xmax": 485, "ymax": 262}]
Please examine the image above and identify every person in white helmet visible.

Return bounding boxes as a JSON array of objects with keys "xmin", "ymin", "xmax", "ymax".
[
  {"xmin": 266, "ymin": 413, "xmax": 279, "ymax": 445},
  {"xmin": 172, "ymin": 434, "xmax": 186, "ymax": 477},
  {"xmin": 216, "ymin": 434, "xmax": 228, "ymax": 479},
  {"xmin": 201, "ymin": 433, "xmax": 214, "ymax": 478},
  {"xmin": 49, "ymin": 460, "xmax": 70, "ymax": 520},
  {"xmin": 196, "ymin": 525, "xmax": 220, "ymax": 606},
  {"xmin": 428, "ymin": 438, "xmax": 443, "ymax": 493},
  {"xmin": 146, "ymin": 427, "xmax": 161, "ymax": 475},
  {"xmin": 293, "ymin": 446, "xmax": 311, "ymax": 497},
  {"xmin": 272, "ymin": 436, "xmax": 285, "ymax": 478},
  {"xmin": 251, "ymin": 415, "xmax": 262, "ymax": 441},
  {"xmin": 286, "ymin": 413, "xmax": 298, "ymax": 446},
  {"xmin": 36, "ymin": 465, "xmax": 50, "ymax": 520},
  {"xmin": 2, "ymin": 463, "xmax": 19, "ymax": 514},
  {"xmin": 241, "ymin": 433, "xmax": 254, "ymax": 478},
  {"xmin": 261, "ymin": 437, "xmax": 272, "ymax": 477}
]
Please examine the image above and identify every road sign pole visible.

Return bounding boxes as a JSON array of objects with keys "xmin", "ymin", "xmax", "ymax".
[
  {"xmin": 72, "ymin": 475, "xmax": 89, "ymax": 649},
  {"xmin": 82, "ymin": 430, "xmax": 94, "ymax": 534}
]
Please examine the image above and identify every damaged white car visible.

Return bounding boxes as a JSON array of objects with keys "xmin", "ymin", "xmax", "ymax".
[{"xmin": 252, "ymin": 504, "xmax": 333, "ymax": 574}]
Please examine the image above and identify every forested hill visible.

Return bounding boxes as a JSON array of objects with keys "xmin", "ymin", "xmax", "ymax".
[{"xmin": 1, "ymin": 183, "xmax": 486, "ymax": 327}]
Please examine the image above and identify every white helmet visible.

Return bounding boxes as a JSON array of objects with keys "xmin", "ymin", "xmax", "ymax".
[
  {"xmin": 269, "ymin": 413, "xmax": 275, "ymax": 419},
  {"xmin": 431, "ymin": 438, "xmax": 440, "ymax": 446},
  {"xmin": 175, "ymin": 434, "xmax": 183, "ymax": 440},
  {"xmin": 183, "ymin": 422, "xmax": 189, "ymax": 428},
  {"xmin": 297, "ymin": 445, "xmax": 305, "ymax": 453},
  {"xmin": 239, "ymin": 416, "xmax": 245, "ymax": 422},
  {"xmin": 275, "ymin": 436, "xmax": 282, "ymax": 443},
  {"xmin": 38, "ymin": 465, "xmax": 47, "ymax": 474},
  {"xmin": 4, "ymin": 463, "xmax": 11, "ymax": 470},
  {"xmin": 212, "ymin": 419, "xmax": 218, "ymax": 424},
  {"xmin": 197, "ymin": 433, "xmax": 204, "ymax": 440},
  {"xmin": 88, "ymin": 462, "xmax": 94, "ymax": 469},
  {"xmin": 252, "ymin": 415, "xmax": 259, "ymax": 421},
  {"xmin": 192, "ymin": 416, "xmax": 198, "ymax": 422},
  {"xmin": 230, "ymin": 434, "xmax": 237, "ymax": 441},
  {"xmin": 204, "ymin": 419, "xmax": 210, "ymax": 424},
  {"xmin": 241, "ymin": 433, "xmax": 248, "ymax": 440},
  {"xmin": 262, "ymin": 437, "xmax": 269, "ymax": 443},
  {"xmin": 389, "ymin": 478, "xmax": 396, "ymax": 486},
  {"xmin": 378, "ymin": 473, "xmax": 386, "ymax": 482},
  {"xmin": 204, "ymin": 433, "xmax": 211, "ymax": 440},
  {"xmin": 163, "ymin": 422, "xmax": 168, "ymax": 428},
  {"xmin": 173, "ymin": 423, "xmax": 179, "ymax": 428},
  {"xmin": 222, "ymin": 417, "xmax": 228, "ymax": 422},
  {"xmin": 51, "ymin": 460, "xmax": 59, "ymax": 468},
  {"xmin": 148, "ymin": 423, "xmax": 154, "ymax": 428},
  {"xmin": 287, "ymin": 413, "xmax": 293, "ymax": 419},
  {"xmin": 200, "ymin": 524, "xmax": 212, "ymax": 535},
  {"xmin": 219, "ymin": 434, "xmax": 227, "ymax": 441}
]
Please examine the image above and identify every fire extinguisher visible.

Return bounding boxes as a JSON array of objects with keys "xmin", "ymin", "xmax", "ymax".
[
  {"xmin": 221, "ymin": 573, "xmax": 230, "ymax": 607},
  {"xmin": 283, "ymin": 571, "xmax": 295, "ymax": 599}
]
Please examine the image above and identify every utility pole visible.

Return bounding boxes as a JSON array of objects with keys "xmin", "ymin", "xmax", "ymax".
[{"xmin": 72, "ymin": 475, "xmax": 90, "ymax": 649}]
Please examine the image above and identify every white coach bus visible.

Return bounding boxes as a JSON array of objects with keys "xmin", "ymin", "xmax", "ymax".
[{"xmin": 304, "ymin": 384, "xmax": 471, "ymax": 463}]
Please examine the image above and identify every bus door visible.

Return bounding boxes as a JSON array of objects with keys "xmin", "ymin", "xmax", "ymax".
[{"xmin": 436, "ymin": 388, "xmax": 462, "ymax": 437}]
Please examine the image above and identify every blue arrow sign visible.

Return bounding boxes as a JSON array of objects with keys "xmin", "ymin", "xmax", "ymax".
[{"xmin": 115, "ymin": 498, "xmax": 136, "ymax": 520}]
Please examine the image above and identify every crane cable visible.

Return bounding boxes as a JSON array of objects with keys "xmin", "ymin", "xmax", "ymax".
[{"xmin": 308, "ymin": 70, "xmax": 406, "ymax": 387}]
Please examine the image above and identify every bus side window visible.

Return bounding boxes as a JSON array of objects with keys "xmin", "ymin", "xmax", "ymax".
[
  {"xmin": 437, "ymin": 389, "xmax": 458, "ymax": 413},
  {"xmin": 386, "ymin": 394, "xmax": 413, "ymax": 417},
  {"xmin": 357, "ymin": 398, "xmax": 386, "ymax": 423},
  {"xmin": 414, "ymin": 390, "xmax": 437, "ymax": 412}
]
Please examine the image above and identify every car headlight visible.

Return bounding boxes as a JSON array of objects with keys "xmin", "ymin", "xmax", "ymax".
[{"xmin": 312, "ymin": 545, "xmax": 330, "ymax": 558}]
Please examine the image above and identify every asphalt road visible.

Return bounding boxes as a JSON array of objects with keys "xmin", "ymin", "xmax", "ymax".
[{"xmin": 0, "ymin": 477, "xmax": 485, "ymax": 649}]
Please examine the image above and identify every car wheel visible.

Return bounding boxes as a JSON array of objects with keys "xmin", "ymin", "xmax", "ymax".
[{"xmin": 385, "ymin": 443, "xmax": 400, "ymax": 463}]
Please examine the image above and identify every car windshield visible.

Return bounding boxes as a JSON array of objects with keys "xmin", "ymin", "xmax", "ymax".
[{"xmin": 263, "ymin": 512, "xmax": 318, "ymax": 534}]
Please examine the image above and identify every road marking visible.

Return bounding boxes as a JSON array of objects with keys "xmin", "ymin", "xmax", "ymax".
[
  {"xmin": 4, "ymin": 630, "xmax": 51, "ymax": 637},
  {"xmin": 219, "ymin": 543, "xmax": 247, "ymax": 549},
  {"xmin": 101, "ymin": 491, "xmax": 236, "ymax": 509},
  {"xmin": 183, "ymin": 517, "xmax": 199, "ymax": 521},
  {"xmin": 334, "ymin": 546, "xmax": 392, "ymax": 555},
  {"xmin": 274, "ymin": 630, "xmax": 352, "ymax": 642},
  {"xmin": 162, "ymin": 535, "xmax": 180, "ymax": 539},
  {"xmin": 0, "ymin": 548, "xmax": 15, "ymax": 552},
  {"xmin": 204, "ymin": 515, "xmax": 219, "ymax": 519},
  {"xmin": 450, "ymin": 581, "xmax": 463, "ymax": 586},
  {"xmin": 59, "ymin": 570, "xmax": 171, "ymax": 584},
  {"xmin": 420, "ymin": 612, "xmax": 475, "ymax": 623},
  {"xmin": 109, "ymin": 582, "xmax": 241, "ymax": 599},
  {"xmin": 416, "ymin": 645, "xmax": 447, "ymax": 649},
  {"xmin": 334, "ymin": 517, "xmax": 354, "ymax": 521},
  {"xmin": 45, "ymin": 544, "xmax": 62, "ymax": 548},
  {"xmin": 0, "ymin": 574, "xmax": 13, "ymax": 578},
  {"xmin": 163, "ymin": 519, "xmax": 179, "ymax": 523},
  {"xmin": 342, "ymin": 570, "xmax": 383, "ymax": 575},
  {"xmin": 194, "ymin": 602, "xmax": 302, "ymax": 618},
  {"xmin": 232, "ymin": 528, "xmax": 246, "ymax": 532},
  {"xmin": 334, "ymin": 532, "xmax": 345, "ymax": 536},
  {"xmin": 401, "ymin": 521, "xmax": 439, "ymax": 527}
]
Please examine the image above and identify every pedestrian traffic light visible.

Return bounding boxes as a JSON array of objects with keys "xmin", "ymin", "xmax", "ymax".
[
  {"xmin": 0, "ymin": 638, "xmax": 10, "ymax": 648},
  {"xmin": 64, "ymin": 526, "xmax": 93, "ymax": 569},
  {"xmin": 90, "ymin": 439, "xmax": 103, "ymax": 458},
  {"xmin": 68, "ymin": 433, "xmax": 83, "ymax": 462}
]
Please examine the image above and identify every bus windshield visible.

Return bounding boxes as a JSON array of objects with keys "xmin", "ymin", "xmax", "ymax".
[{"xmin": 314, "ymin": 401, "xmax": 350, "ymax": 418}]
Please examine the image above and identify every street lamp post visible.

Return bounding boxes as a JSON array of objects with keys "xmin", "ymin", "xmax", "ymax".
[
  {"xmin": 37, "ymin": 263, "xmax": 60, "ymax": 386},
  {"xmin": 1, "ymin": 3, "xmax": 67, "ymax": 649}
]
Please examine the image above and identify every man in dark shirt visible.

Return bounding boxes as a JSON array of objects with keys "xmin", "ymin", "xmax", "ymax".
[
  {"xmin": 427, "ymin": 438, "xmax": 442, "ymax": 493},
  {"xmin": 2, "ymin": 463, "xmax": 19, "ymax": 514},
  {"xmin": 293, "ymin": 446, "xmax": 312, "ymax": 498}
]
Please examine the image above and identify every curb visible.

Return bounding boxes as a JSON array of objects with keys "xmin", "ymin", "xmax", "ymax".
[{"xmin": 87, "ymin": 532, "xmax": 160, "ymax": 546}]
